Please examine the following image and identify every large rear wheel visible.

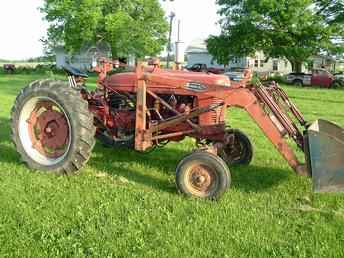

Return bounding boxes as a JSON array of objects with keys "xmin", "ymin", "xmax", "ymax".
[{"xmin": 11, "ymin": 80, "xmax": 96, "ymax": 174}]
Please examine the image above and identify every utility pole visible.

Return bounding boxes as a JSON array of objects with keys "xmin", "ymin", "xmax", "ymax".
[
  {"xmin": 166, "ymin": 11, "xmax": 175, "ymax": 69},
  {"xmin": 175, "ymin": 19, "xmax": 184, "ymax": 70}
]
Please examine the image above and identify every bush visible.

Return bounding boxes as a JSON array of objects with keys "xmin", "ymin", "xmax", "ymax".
[
  {"xmin": 267, "ymin": 75, "xmax": 287, "ymax": 84},
  {"xmin": 0, "ymin": 64, "xmax": 65, "ymax": 76}
]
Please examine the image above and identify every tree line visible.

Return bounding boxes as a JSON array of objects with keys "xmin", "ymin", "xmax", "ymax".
[
  {"xmin": 41, "ymin": 0, "xmax": 343, "ymax": 72},
  {"xmin": 207, "ymin": 0, "xmax": 344, "ymax": 72}
]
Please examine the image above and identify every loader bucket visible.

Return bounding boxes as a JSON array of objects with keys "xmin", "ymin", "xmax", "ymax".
[{"xmin": 306, "ymin": 119, "xmax": 344, "ymax": 192}]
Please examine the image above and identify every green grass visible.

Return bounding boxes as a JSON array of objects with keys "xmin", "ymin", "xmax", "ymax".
[{"xmin": 0, "ymin": 74, "xmax": 344, "ymax": 257}]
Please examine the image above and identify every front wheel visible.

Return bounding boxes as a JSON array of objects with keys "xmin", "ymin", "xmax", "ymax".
[
  {"xmin": 176, "ymin": 151, "xmax": 231, "ymax": 200},
  {"xmin": 219, "ymin": 129, "xmax": 253, "ymax": 166},
  {"xmin": 11, "ymin": 80, "xmax": 96, "ymax": 174},
  {"xmin": 331, "ymin": 80, "xmax": 343, "ymax": 89},
  {"xmin": 293, "ymin": 80, "xmax": 303, "ymax": 87}
]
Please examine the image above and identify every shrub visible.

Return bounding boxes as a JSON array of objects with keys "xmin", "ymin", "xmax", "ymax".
[{"xmin": 267, "ymin": 75, "xmax": 287, "ymax": 84}]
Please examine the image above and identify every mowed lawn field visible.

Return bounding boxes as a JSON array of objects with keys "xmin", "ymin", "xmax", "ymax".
[{"xmin": 0, "ymin": 74, "xmax": 344, "ymax": 257}]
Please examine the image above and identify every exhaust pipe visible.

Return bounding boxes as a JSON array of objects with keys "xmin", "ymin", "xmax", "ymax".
[{"xmin": 306, "ymin": 119, "xmax": 344, "ymax": 192}]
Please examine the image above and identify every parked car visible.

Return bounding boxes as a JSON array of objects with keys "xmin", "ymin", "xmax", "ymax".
[
  {"xmin": 224, "ymin": 68, "xmax": 247, "ymax": 81},
  {"xmin": 334, "ymin": 72, "xmax": 344, "ymax": 82},
  {"xmin": 3, "ymin": 64, "xmax": 16, "ymax": 73},
  {"xmin": 185, "ymin": 63, "xmax": 225, "ymax": 74},
  {"xmin": 286, "ymin": 69, "xmax": 343, "ymax": 88}
]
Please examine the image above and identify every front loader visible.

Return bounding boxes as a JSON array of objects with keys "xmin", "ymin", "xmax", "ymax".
[{"xmin": 10, "ymin": 59, "xmax": 344, "ymax": 199}]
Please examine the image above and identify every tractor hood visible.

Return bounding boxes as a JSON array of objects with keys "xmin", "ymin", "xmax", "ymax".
[{"xmin": 106, "ymin": 68, "xmax": 231, "ymax": 88}]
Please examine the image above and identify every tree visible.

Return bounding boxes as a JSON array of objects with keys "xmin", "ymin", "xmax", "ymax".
[
  {"xmin": 207, "ymin": 0, "xmax": 344, "ymax": 72},
  {"xmin": 316, "ymin": 0, "xmax": 344, "ymax": 24},
  {"xmin": 41, "ymin": 0, "xmax": 169, "ymax": 59}
]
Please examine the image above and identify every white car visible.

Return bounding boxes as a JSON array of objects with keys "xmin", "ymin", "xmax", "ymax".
[
  {"xmin": 224, "ymin": 68, "xmax": 246, "ymax": 81},
  {"xmin": 335, "ymin": 72, "xmax": 344, "ymax": 81}
]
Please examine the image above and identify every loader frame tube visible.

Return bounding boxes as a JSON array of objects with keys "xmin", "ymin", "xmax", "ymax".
[{"xmin": 226, "ymin": 88, "xmax": 309, "ymax": 176}]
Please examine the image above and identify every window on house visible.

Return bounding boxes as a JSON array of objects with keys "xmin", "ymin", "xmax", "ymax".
[
  {"xmin": 248, "ymin": 59, "xmax": 253, "ymax": 67},
  {"xmin": 255, "ymin": 60, "xmax": 259, "ymax": 67},
  {"xmin": 273, "ymin": 60, "xmax": 278, "ymax": 71},
  {"xmin": 260, "ymin": 60, "xmax": 264, "ymax": 67},
  {"xmin": 285, "ymin": 61, "xmax": 288, "ymax": 68}
]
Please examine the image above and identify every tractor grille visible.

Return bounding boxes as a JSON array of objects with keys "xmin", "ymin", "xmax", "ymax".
[
  {"xmin": 199, "ymin": 98, "xmax": 225, "ymax": 126},
  {"xmin": 211, "ymin": 98, "xmax": 224, "ymax": 124}
]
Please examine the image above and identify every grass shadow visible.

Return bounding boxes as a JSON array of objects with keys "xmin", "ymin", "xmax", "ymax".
[
  {"xmin": 0, "ymin": 117, "xmax": 20, "ymax": 165},
  {"xmin": 89, "ymin": 144, "xmax": 189, "ymax": 193},
  {"xmin": 0, "ymin": 116, "xmax": 290, "ymax": 194},
  {"xmin": 230, "ymin": 165, "xmax": 290, "ymax": 193},
  {"xmin": 90, "ymin": 143, "xmax": 290, "ymax": 194}
]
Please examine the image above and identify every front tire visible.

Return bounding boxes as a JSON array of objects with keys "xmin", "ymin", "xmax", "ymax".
[
  {"xmin": 219, "ymin": 129, "xmax": 253, "ymax": 166},
  {"xmin": 11, "ymin": 79, "xmax": 96, "ymax": 175},
  {"xmin": 176, "ymin": 151, "xmax": 231, "ymax": 200},
  {"xmin": 331, "ymin": 80, "xmax": 343, "ymax": 89},
  {"xmin": 293, "ymin": 80, "xmax": 303, "ymax": 87}
]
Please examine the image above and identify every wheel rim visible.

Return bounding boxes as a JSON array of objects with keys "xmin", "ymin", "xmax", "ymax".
[
  {"xmin": 19, "ymin": 97, "xmax": 71, "ymax": 166},
  {"xmin": 185, "ymin": 162, "xmax": 219, "ymax": 197}
]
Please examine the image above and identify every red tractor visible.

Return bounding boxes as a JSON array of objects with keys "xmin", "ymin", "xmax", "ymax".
[{"xmin": 11, "ymin": 59, "xmax": 344, "ymax": 199}]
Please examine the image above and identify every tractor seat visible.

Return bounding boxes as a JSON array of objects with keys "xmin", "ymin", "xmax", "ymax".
[{"xmin": 63, "ymin": 65, "xmax": 89, "ymax": 78}]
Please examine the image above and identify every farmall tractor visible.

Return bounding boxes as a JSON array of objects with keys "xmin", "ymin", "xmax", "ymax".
[{"xmin": 11, "ymin": 59, "xmax": 344, "ymax": 199}]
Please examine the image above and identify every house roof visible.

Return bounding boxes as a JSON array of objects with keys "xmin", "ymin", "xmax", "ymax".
[
  {"xmin": 54, "ymin": 42, "xmax": 111, "ymax": 56},
  {"xmin": 185, "ymin": 39, "xmax": 208, "ymax": 54}
]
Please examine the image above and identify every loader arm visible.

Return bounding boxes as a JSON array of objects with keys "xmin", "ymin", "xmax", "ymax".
[
  {"xmin": 225, "ymin": 80, "xmax": 344, "ymax": 191},
  {"xmin": 225, "ymin": 87, "xmax": 309, "ymax": 176}
]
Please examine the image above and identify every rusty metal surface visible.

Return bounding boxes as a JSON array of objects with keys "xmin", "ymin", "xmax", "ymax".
[
  {"xmin": 135, "ymin": 78, "xmax": 150, "ymax": 151},
  {"xmin": 91, "ymin": 59, "xmax": 337, "ymax": 185},
  {"xmin": 307, "ymin": 119, "xmax": 344, "ymax": 192},
  {"xmin": 225, "ymin": 88, "xmax": 304, "ymax": 175},
  {"xmin": 185, "ymin": 162, "xmax": 218, "ymax": 198},
  {"xmin": 146, "ymin": 89, "xmax": 200, "ymax": 131},
  {"xmin": 28, "ymin": 100, "xmax": 70, "ymax": 159}
]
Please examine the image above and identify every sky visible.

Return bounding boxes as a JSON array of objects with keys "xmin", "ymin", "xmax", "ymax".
[
  {"xmin": 0, "ymin": 0, "xmax": 220, "ymax": 60},
  {"xmin": 161, "ymin": 0, "xmax": 221, "ymax": 47},
  {"xmin": 0, "ymin": 0, "xmax": 48, "ymax": 60}
]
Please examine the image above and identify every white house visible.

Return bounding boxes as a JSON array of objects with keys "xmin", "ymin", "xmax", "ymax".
[
  {"xmin": 310, "ymin": 55, "xmax": 344, "ymax": 72},
  {"xmin": 55, "ymin": 46, "xmax": 110, "ymax": 70},
  {"xmin": 55, "ymin": 44, "xmax": 135, "ymax": 70},
  {"xmin": 185, "ymin": 39, "xmax": 293, "ymax": 75},
  {"xmin": 185, "ymin": 39, "xmax": 225, "ymax": 69},
  {"xmin": 245, "ymin": 51, "xmax": 293, "ymax": 75}
]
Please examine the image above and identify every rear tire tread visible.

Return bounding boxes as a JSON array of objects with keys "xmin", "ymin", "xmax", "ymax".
[{"xmin": 11, "ymin": 79, "xmax": 96, "ymax": 175}]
